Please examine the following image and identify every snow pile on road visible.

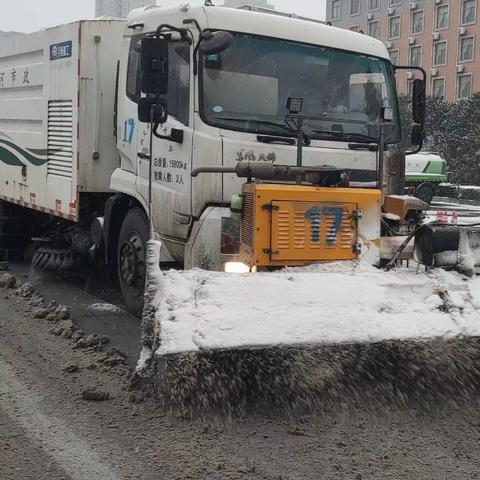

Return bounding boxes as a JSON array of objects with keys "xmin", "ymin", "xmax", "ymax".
[
  {"xmin": 148, "ymin": 261, "xmax": 480, "ymax": 357},
  {"xmin": 88, "ymin": 303, "xmax": 124, "ymax": 314}
]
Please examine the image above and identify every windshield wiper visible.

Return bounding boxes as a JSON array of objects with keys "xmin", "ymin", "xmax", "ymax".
[
  {"xmin": 348, "ymin": 143, "xmax": 379, "ymax": 151},
  {"xmin": 216, "ymin": 117, "xmax": 296, "ymax": 136},
  {"xmin": 344, "ymin": 133, "xmax": 378, "ymax": 143},
  {"xmin": 216, "ymin": 117, "xmax": 313, "ymax": 145},
  {"xmin": 257, "ymin": 135, "xmax": 296, "ymax": 146},
  {"xmin": 312, "ymin": 130, "xmax": 378, "ymax": 144}
]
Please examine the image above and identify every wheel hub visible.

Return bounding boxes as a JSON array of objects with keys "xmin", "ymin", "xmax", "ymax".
[{"xmin": 119, "ymin": 232, "xmax": 146, "ymax": 294}]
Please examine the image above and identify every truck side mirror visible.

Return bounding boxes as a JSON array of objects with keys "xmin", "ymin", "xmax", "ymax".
[
  {"xmin": 411, "ymin": 123, "xmax": 424, "ymax": 147},
  {"xmin": 138, "ymin": 97, "xmax": 168, "ymax": 124},
  {"xmin": 199, "ymin": 31, "xmax": 233, "ymax": 55},
  {"xmin": 412, "ymin": 78, "xmax": 426, "ymax": 125},
  {"xmin": 140, "ymin": 36, "xmax": 169, "ymax": 95}
]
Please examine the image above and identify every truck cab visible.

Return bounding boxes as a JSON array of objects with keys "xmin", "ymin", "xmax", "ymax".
[{"xmin": 112, "ymin": 4, "xmax": 407, "ymax": 301}]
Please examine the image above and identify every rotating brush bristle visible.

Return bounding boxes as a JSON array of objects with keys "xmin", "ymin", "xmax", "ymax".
[{"xmin": 32, "ymin": 248, "xmax": 75, "ymax": 273}]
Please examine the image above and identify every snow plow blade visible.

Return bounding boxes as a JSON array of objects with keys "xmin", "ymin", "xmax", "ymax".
[
  {"xmin": 139, "ymin": 242, "xmax": 480, "ymax": 361},
  {"xmin": 135, "ymin": 241, "xmax": 480, "ymax": 413}
]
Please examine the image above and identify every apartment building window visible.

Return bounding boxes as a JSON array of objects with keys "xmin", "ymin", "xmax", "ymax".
[
  {"xmin": 389, "ymin": 15, "xmax": 401, "ymax": 39},
  {"xmin": 390, "ymin": 49, "xmax": 400, "ymax": 65},
  {"xmin": 411, "ymin": 10, "xmax": 424, "ymax": 35},
  {"xmin": 457, "ymin": 73, "xmax": 473, "ymax": 99},
  {"xmin": 459, "ymin": 36, "xmax": 475, "ymax": 62},
  {"xmin": 435, "ymin": 4, "xmax": 449, "ymax": 30},
  {"xmin": 351, "ymin": 0, "xmax": 360, "ymax": 15},
  {"xmin": 462, "ymin": 0, "xmax": 477, "ymax": 25},
  {"xmin": 367, "ymin": 20, "xmax": 380, "ymax": 38},
  {"xmin": 390, "ymin": 0, "xmax": 402, "ymax": 6},
  {"xmin": 432, "ymin": 77, "xmax": 446, "ymax": 99},
  {"xmin": 350, "ymin": 25, "xmax": 360, "ymax": 32},
  {"xmin": 368, "ymin": 0, "xmax": 380, "ymax": 11},
  {"xmin": 409, "ymin": 45, "xmax": 422, "ymax": 66},
  {"xmin": 331, "ymin": 0, "xmax": 341, "ymax": 20},
  {"xmin": 433, "ymin": 41, "xmax": 447, "ymax": 66}
]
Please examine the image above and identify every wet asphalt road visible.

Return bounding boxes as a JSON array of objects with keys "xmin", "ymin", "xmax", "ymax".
[
  {"xmin": 8, "ymin": 262, "xmax": 141, "ymax": 366},
  {"xmin": 0, "ymin": 412, "xmax": 70, "ymax": 480}
]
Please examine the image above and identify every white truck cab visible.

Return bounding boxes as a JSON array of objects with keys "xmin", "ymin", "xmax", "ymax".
[{"xmin": 114, "ymin": 4, "xmax": 401, "ymax": 265}]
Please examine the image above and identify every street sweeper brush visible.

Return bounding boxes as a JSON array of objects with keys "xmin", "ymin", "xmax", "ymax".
[{"xmin": 32, "ymin": 247, "xmax": 75, "ymax": 273}]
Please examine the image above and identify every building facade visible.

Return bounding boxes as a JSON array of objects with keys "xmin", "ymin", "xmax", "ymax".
[
  {"xmin": 326, "ymin": 0, "xmax": 479, "ymax": 102},
  {"xmin": 95, "ymin": 0, "xmax": 152, "ymax": 18}
]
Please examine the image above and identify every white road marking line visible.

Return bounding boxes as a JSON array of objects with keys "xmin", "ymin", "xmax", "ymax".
[{"xmin": 0, "ymin": 357, "xmax": 120, "ymax": 480}]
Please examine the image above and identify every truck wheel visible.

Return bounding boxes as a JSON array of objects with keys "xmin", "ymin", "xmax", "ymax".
[
  {"xmin": 118, "ymin": 208, "xmax": 149, "ymax": 315},
  {"xmin": 416, "ymin": 183, "xmax": 435, "ymax": 205}
]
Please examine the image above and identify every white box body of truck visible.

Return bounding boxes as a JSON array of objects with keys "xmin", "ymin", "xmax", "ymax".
[{"xmin": 0, "ymin": 20, "xmax": 123, "ymax": 221}]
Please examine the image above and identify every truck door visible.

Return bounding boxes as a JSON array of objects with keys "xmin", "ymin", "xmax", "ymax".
[{"xmin": 131, "ymin": 39, "xmax": 193, "ymax": 240}]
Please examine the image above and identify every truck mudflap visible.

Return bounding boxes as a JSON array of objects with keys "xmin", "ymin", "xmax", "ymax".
[{"xmin": 136, "ymin": 241, "xmax": 480, "ymax": 369}]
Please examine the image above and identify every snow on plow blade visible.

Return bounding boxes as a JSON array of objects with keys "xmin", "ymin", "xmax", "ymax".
[{"xmin": 140, "ymin": 242, "xmax": 480, "ymax": 361}]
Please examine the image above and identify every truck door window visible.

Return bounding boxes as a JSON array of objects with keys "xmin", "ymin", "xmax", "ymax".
[
  {"xmin": 126, "ymin": 36, "xmax": 191, "ymax": 126},
  {"xmin": 126, "ymin": 36, "xmax": 143, "ymax": 102}
]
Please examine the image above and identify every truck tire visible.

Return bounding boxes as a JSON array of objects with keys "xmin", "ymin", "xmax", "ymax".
[
  {"xmin": 415, "ymin": 183, "xmax": 435, "ymax": 205},
  {"xmin": 117, "ymin": 208, "xmax": 149, "ymax": 315}
]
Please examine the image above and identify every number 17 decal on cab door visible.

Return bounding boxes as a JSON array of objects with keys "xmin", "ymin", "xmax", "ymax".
[{"xmin": 123, "ymin": 118, "xmax": 135, "ymax": 144}]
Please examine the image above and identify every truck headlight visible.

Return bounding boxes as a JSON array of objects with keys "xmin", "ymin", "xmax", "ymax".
[{"xmin": 224, "ymin": 262, "xmax": 250, "ymax": 274}]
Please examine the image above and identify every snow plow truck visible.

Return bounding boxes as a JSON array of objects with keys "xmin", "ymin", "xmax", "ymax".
[{"xmin": 2, "ymin": 4, "xmax": 480, "ymax": 360}]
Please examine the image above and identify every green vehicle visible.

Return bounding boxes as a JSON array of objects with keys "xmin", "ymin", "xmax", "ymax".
[{"xmin": 405, "ymin": 152, "xmax": 448, "ymax": 204}]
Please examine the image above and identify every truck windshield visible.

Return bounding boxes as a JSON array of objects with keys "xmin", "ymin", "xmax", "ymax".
[{"xmin": 200, "ymin": 32, "xmax": 400, "ymax": 144}]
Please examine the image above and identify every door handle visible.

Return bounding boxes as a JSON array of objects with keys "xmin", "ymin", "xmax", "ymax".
[
  {"xmin": 138, "ymin": 152, "xmax": 151, "ymax": 160},
  {"xmin": 153, "ymin": 126, "xmax": 184, "ymax": 144}
]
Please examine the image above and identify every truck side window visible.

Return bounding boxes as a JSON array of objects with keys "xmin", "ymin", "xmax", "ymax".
[
  {"xmin": 126, "ymin": 36, "xmax": 191, "ymax": 126},
  {"xmin": 126, "ymin": 36, "xmax": 143, "ymax": 102}
]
